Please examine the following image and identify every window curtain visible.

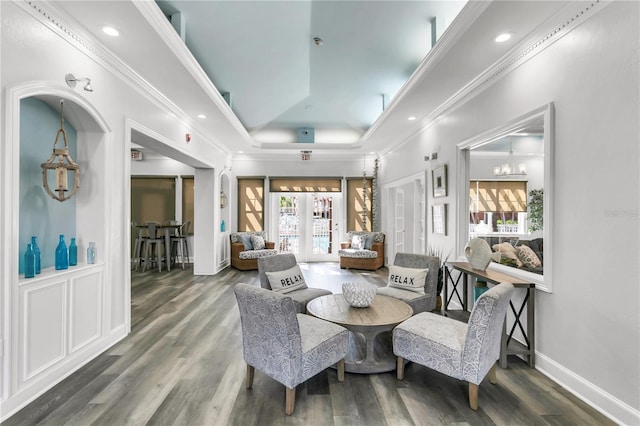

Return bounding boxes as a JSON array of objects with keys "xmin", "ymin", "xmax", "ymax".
[
  {"xmin": 238, "ymin": 177, "xmax": 265, "ymax": 231},
  {"xmin": 346, "ymin": 177, "xmax": 372, "ymax": 232}
]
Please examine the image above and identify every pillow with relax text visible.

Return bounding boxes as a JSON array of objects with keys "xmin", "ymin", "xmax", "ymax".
[
  {"xmin": 387, "ymin": 265, "xmax": 428, "ymax": 294},
  {"xmin": 265, "ymin": 265, "xmax": 308, "ymax": 294}
]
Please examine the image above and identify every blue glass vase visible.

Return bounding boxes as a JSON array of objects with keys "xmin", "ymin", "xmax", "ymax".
[
  {"xmin": 24, "ymin": 243, "xmax": 36, "ymax": 278},
  {"xmin": 69, "ymin": 237, "xmax": 78, "ymax": 266},
  {"xmin": 31, "ymin": 236, "xmax": 41, "ymax": 274},
  {"xmin": 55, "ymin": 234, "xmax": 69, "ymax": 270}
]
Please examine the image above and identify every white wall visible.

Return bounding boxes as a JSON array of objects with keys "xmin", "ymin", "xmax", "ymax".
[
  {"xmin": 0, "ymin": 1, "xmax": 231, "ymax": 418},
  {"xmin": 378, "ymin": 2, "xmax": 639, "ymax": 423}
]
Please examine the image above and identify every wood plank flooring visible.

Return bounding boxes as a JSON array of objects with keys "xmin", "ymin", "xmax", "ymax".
[{"xmin": 3, "ymin": 263, "xmax": 613, "ymax": 426}]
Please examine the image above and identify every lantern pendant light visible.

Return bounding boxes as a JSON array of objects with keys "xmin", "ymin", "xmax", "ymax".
[{"xmin": 41, "ymin": 100, "xmax": 80, "ymax": 202}]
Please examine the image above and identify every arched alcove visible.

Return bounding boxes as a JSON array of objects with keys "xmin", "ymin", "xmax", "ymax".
[{"xmin": 1, "ymin": 82, "xmax": 116, "ymax": 416}]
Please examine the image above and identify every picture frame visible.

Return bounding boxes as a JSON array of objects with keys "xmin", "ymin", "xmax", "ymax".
[
  {"xmin": 432, "ymin": 164, "xmax": 447, "ymax": 198},
  {"xmin": 432, "ymin": 203, "xmax": 447, "ymax": 235}
]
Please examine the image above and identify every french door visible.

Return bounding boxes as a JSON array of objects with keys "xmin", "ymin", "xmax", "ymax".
[{"xmin": 271, "ymin": 193, "xmax": 341, "ymax": 262}]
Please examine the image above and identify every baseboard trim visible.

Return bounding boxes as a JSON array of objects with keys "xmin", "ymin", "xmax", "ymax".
[{"xmin": 536, "ymin": 352, "xmax": 640, "ymax": 425}]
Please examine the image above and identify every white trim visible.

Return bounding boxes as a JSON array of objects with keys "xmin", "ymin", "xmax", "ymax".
[
  {"xmin": 375, "ymin": 1, "xmax": 608, "ymax": 156},
  {"xmin": 456, "ymin": 103, "xmax": 554, "ymax": 293},
  {"xmin": 536, "ymin": 352, "xmax": 640, "ymax": 426}
]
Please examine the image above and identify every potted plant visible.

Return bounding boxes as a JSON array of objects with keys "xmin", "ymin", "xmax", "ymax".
[
  {"xmin": 528, "ymin": 189, "xmax": 544, "ymax": 233},
  {"xmin": 427, "ymin": 245, "xmax": 450, "ymax": 311}
]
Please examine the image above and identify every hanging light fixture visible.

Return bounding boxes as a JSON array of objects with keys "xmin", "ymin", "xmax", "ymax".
[
  {"xmin": 41, "ymin": 100, "xmax": 80, "ymax": 202},
  {"xmin": 220, "ymin": 190, "xmax": 228, "ymax": 209},
  {"xmin": 493, "ymin": 141, "xmax": 527, "ymax": 177}
]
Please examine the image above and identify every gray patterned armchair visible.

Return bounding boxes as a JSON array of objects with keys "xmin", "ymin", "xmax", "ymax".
[
  {"xmin": 234, "ymin": 283, "xmax": 348, "ymax": 415},
  {"xmin": 257, "ymin": 253, "xmax": 332, "ymax": 313},
  {"xmin": 393, "ymin": 283, "xmax": 514, "ymax": 410},
  {"xmin": 377, "ymin": 252, "xmax": 440, "ymax": 314}
]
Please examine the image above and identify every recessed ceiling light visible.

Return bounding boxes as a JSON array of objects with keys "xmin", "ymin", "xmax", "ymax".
[
  {"xmin": 197, "ymin": 114, "xmax": 206, "ymax": 119},
  {"xmin": 494, "ymin": 33, "xmax": 512, "ymax": 43},
  {"xmin": 408, "ymin": 116, "xmax": 417, "ymax": 121},
  {"xmin": 102, "ymin": 26, "xmax": 119, "ymax": 37}
]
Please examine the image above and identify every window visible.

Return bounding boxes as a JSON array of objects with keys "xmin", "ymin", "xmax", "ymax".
[
  {"xmin": 237, "ymin": 178, "xmax": 264, "ymax": 231},
  {"xmin": 347, "ymin": 177, "xmax": 372, "ymax": 231}
]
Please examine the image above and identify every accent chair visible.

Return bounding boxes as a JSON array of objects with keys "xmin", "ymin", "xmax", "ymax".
[
  {"xmin": 234, "ymin": 283, "xmax": 348, "ymax": 415},
  {"xmin": 393, "ymin": 283, "xmax": 514, "ymax": 410}
]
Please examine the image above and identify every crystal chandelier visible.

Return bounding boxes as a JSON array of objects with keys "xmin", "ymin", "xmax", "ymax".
[{"xmin": 493, "ymin": 141, "xmax": 526, "ymax": 177}]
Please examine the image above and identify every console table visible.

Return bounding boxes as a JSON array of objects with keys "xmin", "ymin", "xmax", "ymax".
[{"xmin": 444, "ymin": 261, "xmax": 535, "ymax": 368}]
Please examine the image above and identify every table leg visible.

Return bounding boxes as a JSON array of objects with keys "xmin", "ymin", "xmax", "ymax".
[
  {"xmin": 527, "ymin": 286, "xmax": 535, "ymax": 367},
  {"xmin": 165, "ymin": 228, "xmax": 171, "ymax": 272}
]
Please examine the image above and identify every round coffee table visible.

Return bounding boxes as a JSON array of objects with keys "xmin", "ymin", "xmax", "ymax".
[{"xmin": 306, "ymin": 294, "xmax": 413, "ymax": 374}]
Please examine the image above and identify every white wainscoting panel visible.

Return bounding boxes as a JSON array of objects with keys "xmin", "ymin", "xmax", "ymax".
[
  {"xmin": 69, "ymin": 271, "xmax": 103, "ymax": 353},
  {"xmin": 21, "ymin": 280, "xmax": 66, "ymax": 382}
]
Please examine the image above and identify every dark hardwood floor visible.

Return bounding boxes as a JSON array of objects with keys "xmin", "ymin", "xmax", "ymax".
[{"xmin": 3, "ymin": 263, "xmax": 613, "ymax": 425}]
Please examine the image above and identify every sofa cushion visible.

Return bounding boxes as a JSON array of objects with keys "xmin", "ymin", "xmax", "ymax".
[
  {"xmin": 351, "ymin": 235, "xmax": 365, "ymax": 250},
  {"xmin": 266, "ymin": 264, "xmax": 308, "ymax": 294},
  {"xmin": 364, "ymin": 233, "xmax": 376, "ymax": 249},
  {"xmin": 387, "ymin": 265, "xmax": 428, "ymax": 294},
  {"xmin": 492, "ymin": 242, "xmax": 522, "ymax": 267},
  {"xmin": 251, "ymin": 235, "xmax": 266, "ymax": 250},
  {"xmin": 338, "ymin": 249, "xmax": 378, "ymax": 259},
  {"xmin": 516, "ymin": 245, "xmax": 542, "ymax": 268},
  {"xmin": 239, "ymin": 233, "xmax": 253, "ymax": 250},
  {"xmin": 238, "ymin": 249, "xmax": 278, "ymax": 260}
]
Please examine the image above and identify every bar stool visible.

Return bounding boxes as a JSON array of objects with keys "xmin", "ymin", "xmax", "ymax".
[
  {"xmin": 170, "ymin": 220, "xmax": 191, "ymax": 269},
  {"xmin": 132, "ymin": 221, "xmax": 146, "ymax": 271},
  {"xmin": 142, "ymin": 221, "xmax": 163, "ymax": 272}
]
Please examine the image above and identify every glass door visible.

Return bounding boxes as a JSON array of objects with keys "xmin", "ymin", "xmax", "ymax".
[{"xmin": 273, "ymin": 193, "xmax": 341, "ymax": 262}]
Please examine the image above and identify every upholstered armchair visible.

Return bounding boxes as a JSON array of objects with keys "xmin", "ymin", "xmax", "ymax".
[
  {"xmin": 230, "ymin": 231, "xmax": 278, "ymax": 270},
  {"xmin": 234, "ymin": 283, "xmax": 348, "ymax": 415},
  {"xmin": 257, "ymin": 253, "xmax": 332, "ymax": 313},
  {"xmin": 377, "ymin": 252, "xmax": 440, "ymax": 313},
  {"xmin": 338, "ymin": 231, "xmax": 385, "ymax": 270},
  {"xmin": 393, "ymin": 283, "xmax": 514, "ymax": 410}
]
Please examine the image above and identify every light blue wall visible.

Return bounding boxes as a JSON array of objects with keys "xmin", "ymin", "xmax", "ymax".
[{"xmin": 19, "ymin": 97, "xmax": 77, "ymax": 274}]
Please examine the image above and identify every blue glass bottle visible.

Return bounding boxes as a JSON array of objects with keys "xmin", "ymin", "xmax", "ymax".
[
  {"xmin": 25, "ymin": 243, "xmax": 36, "ymax": 278},
  {"xmin": 69, "ymin": 237, "xmax": 78, "ymax": 266},
  {"xmin": 31, "ymin": 236, "xmax": 41, "ymax": 274},
  {"xmin": 55, "ymin": 234, "xmax": 69, "ymax": 270}
]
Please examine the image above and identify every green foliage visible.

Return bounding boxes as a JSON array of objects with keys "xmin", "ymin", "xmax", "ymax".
[{"xmin": 528, "ymin": 189, "xmax": 544, "ymax": 232}]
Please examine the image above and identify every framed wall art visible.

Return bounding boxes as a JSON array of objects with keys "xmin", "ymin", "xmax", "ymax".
[
  {"xmin": 432, "ymin": 164, "xmax": 447, "ymax": 198},
  {"xmin": 432, "ymin": 203, "xmax": 447, "ymax": 235}
]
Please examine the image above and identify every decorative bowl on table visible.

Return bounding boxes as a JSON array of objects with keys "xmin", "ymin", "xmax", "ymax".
[{"xmin": 342, "ymin": 282, "xmax": 376, "ymax": 308}]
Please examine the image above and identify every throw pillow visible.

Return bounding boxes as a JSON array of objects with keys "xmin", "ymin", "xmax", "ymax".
[
  {"xmin": 492, "ymin": 242, "xmax": 522, "ymax": 267},
  {"xmin": 351, "ymin": 235, "xmax": 364, "ymax": 250},
  {"xmin": 251, "ymin": 235, "xmax": 266, "ymax": 250},
  {"xmin": 238, "ymin": 233, "xmax": 253, "ymax": 250},
  {"xmin": 265, "ymin": 265, "xmax": 308, "ymax": 294},
  {"xmin": 364, "ymin": 233, "xmax": 376, "ymax": 250},
  {"xmin": 387, "ymin": 265, "xmax": 428, "ymax": 294},
  {"xmin": 516, "ymin": 245, "xmax": 542, "ymax": 268}
]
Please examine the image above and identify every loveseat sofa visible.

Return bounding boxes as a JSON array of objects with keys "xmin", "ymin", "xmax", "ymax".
[
  {"xmin": 338, "ymin": 231, "xmax": 385, "ymax": 270},
  {"xmin": 230, "ymin": 231, "xmax": 278, "ymax": 270}
]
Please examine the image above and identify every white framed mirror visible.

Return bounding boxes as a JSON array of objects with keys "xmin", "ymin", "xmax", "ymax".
[{"xmin": 456, "ymin": 103, "xmax": 554, "ymax": 292}]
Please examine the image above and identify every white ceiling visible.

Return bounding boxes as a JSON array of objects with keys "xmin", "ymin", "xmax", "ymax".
[{"xmin": 49, "ymin": 0, "xmax": 569, "ymax": 158}]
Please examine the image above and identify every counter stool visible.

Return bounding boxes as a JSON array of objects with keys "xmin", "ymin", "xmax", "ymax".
[
  {"xmin": 142, "ymin": 221, "xmax": 163, "ymax": 272},
  {"xmin": 170, "ymin": 220, "xmax": 191, "ymax": 269}
]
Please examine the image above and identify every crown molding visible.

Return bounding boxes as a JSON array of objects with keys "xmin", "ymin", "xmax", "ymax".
[
  {"xmin": 17, "ymin": 0, "xmax": 234, "ymax": 157},
  {"xmin": 377, "ymin": 0, "xmax": 610, "ymax": 155},
  {"xmin": 132, "ymin": 1, "xmax": 254, "ymax": 148}
]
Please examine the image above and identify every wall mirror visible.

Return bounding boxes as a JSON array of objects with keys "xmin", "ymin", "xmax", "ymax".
[{"xmin": 457, "ymin": 103, "xmax": 554, "ymax": 292}]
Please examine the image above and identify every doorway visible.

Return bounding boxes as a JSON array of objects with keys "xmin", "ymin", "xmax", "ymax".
[{"xmin": 271, "ymin": 193, "xmax": 342, "ymax": 262}]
